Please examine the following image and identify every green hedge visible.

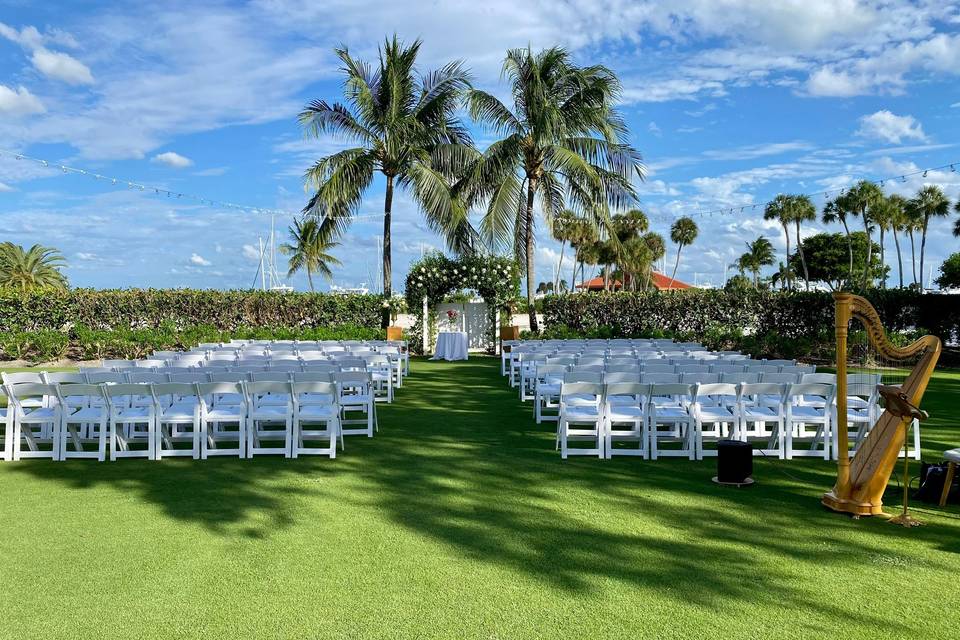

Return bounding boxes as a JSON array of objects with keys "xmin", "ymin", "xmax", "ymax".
[
  {"xmin": 0, "ymin": 323, "xmax": 385, "ymax": 363},
  {"xmin": 540, "ymin": 290, "xmax": 960, "ymax": 363},
  {"xmin": 0, "ymin": 289, "xmax": 384, "ymax": 331}
]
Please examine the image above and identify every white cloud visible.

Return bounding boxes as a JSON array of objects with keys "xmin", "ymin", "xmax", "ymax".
[
  {"xmin": 189, "ymin": 253, "xmax": 212, "ymax": 266},
  {"xmin": 0, "ymin": 84, "xmax": 45, "ymax": 116},
  {"xmin": 0, "ymin": 182, "xmax": 14, "ymax": 192},
  {"xmin": 648, "ymin": 121, "xmax": 662, "ymax": 137},
  {"xmin": 194, "ymin": 166, "xmax": 229, "ymax": 176},
  {"xmin": 242, "ymin": 244, "xmax": 261, "ymax": 260},
  {"xmin": 30, "ymin": 48, "xmax": 94, "ymax": 85},
  {"xmin": 805, "ymin": 68, "xmax": 871, "ymax": 97},
  {"xmin": 951, "ymin": 102, "xmax": 960, "ymax": 108},
  {"xmin": 151, "ymin": 151, "xmax": 194, "ymax": 168},
  {"xmin": 856, "ymin": 110, "xmax": 928, "ymax": 144}
]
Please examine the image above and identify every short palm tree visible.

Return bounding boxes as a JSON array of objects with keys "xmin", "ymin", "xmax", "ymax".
[
  {"xmin": 567, "ymin": 217, "xmax": 599, "ymax": 289},
  {"xmin": 869, "ymin": 195, "xmax": 899, "ymax": 288},
  {"xmin": 909, "ymin": 185, "xmax": 951, "ymax": 288},
  {"xmin": 279, "ymin": 218, "xmax": 342, "ymax": 291},
  {"xmin": 886, "ymin": 194, "xmax": 909, "ymax": 288},
  {"xmin": 739, "ymin": 237, "xmax": 775, "ymax": 288},
  {"xmin": 668, "ymin": 216, "xmax": 698, "ymax": 288},
  {"xmin": 954, "ymin": 200, "xmax": 960, "ymax": 237},
  {"xmin": 789, "ymin": 195, "xmax": 816, "ymax": 290},
  {"xmin": 0, "ymin": 242, "xmax": 68, "ymax": 291},
  {"xmin": 551, "ymin": 209, "xmax": 577, "ymax": 292},
  {"xmin": 641, "ymin": 231, "xmax": 665, "ymax": 289},
  {"xmin": 822, "ymin": 197, "xmax": 855, "ymax": 284},
  {"xmin": 299, "ymin": 36, "xmax": 474, "ymax": 322},
  {"xmin": 461, "ymin": 46, "xmax": 643, "ymax": 330}
]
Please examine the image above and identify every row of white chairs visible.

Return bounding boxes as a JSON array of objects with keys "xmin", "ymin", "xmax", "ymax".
[
  {"xmin": 553, "ymin": 380, "xmax": 917, "ymax": 461},
  {"xmin": 0, "ymin": 373, "xmax": 379, "ymax": 462}
]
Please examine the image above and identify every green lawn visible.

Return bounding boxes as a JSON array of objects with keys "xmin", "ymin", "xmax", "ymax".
[{"xmin": 1, "ymin": 358, "xmax": 958, "ymax": 639}]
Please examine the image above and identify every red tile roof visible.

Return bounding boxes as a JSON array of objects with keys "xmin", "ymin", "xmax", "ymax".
[{"xmin": 576, "ymin": 272, "xmax": 692, "ymax": 291}]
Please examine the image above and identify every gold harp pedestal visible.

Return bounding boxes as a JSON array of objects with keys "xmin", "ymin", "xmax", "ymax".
[{"xmin": 821, "ymin": 292, "xmax": 941, "ymax": 520}]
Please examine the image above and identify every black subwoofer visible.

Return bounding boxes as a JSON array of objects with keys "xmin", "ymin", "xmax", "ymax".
[{"xmin": 713, "ymin": 439, "xmax": 754, "ymax": 486}]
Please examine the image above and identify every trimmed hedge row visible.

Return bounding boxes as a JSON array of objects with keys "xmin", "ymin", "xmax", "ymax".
[
  {"xmin": 0, "ymin": 289, "xmax": 384, "ymax": 332},
  {"xmin": 540, "ymin": 290, "xmax": 960, "ymax": 363},
  {"xmin": 0, "ymin": 324, "xmax": 385, "ymax": 363}
]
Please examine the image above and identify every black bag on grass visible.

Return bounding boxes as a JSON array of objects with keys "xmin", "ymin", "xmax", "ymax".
[{"xmin": 914, "ymin": 462, "xmax": 959, "ymax": 504}]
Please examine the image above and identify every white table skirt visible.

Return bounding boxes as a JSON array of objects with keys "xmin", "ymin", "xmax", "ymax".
[{"xmin": 431, "ymin": 332, "xmax": 469, "ymax": 361}]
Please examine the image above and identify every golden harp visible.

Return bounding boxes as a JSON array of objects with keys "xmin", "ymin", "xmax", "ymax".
[{"xmin": 822, "ymin": 292, "xmax": 941, "ymax": 517}]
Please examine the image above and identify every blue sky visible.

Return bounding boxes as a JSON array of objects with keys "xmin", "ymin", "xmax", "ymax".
[{"xmin": 1, "ymin": 0, "xmax": 959, "ymax": 291}]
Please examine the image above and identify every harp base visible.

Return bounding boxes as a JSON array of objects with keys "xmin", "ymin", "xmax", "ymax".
[
  {"xmin": 888, "ymin": 513, "xmax": 923, "ymax": 528},
  {"xmin": 821, "ymin": 490, "xmax": 887, "ymax": 517}
]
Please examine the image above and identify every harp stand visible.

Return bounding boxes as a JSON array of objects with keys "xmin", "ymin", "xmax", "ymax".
[{"xmin": 888, "ymin": 430, "xmax": 922, "ymax": 527}]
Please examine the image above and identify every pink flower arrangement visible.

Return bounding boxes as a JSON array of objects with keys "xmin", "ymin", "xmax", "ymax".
[{"xmin": 446, "ymin": 309, "xmax": 459, "ymax": 322}]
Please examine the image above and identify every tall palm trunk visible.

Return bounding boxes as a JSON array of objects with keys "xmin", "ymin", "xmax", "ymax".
[
  {"xmin": 570, "ymin": 247, "xmax": 578, "ymax": 294},
  {"xmin": 554, "ymin": 240, "xmax": 565, "ymax": 292},
  {"xmin": 382, "ymin": 175, "xmax": 394, "ymax": 327},
  {"xmin": 781, "ymin": 224, "xmax": 791, "ymax": 290},
  {"xmin": 860, "ymin": 206, "xmax": 873, "ymax": 290},
  {"xmin": 919, "ymin": 217, "xmax": 929, "ymax": 291},
  {"xmin": 525, "ymin": 177, "xmax": 539, "ymax": 333},
  {"xmin": 878, "ymin": 226, "xmax": 886, "ymax": 288},
  {"xmin": 841, "ymin": 217, "xmax": 853, "ymax": 283},
  {"xmin": 908, "ymin": 229, "xmax": 918, "ymax": 287},
  {"xmin": 307, "ymin": 267, "xmax": 315, "ymax": 292},
  {"xmin": 892, "ymin": 227, "xmax": 904, "ymax": 288},
  {"xmin": 794, "ymin": 220, "xmax": 809, "ymax": 291},
  {"xmin": 669, "ymin": 244, "xmax": 684, "ymax": 289}
]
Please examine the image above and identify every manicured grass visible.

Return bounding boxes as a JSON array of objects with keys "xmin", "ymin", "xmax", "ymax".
[{"xmin": 1, "ymin": 358, "xmax": 958, "ymax": 639}]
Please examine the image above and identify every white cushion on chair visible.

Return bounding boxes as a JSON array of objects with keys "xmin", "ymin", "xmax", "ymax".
[
  {"xmin": 608, "ymin": 406, "xmax": 643, "ymax": 420},
  {"xmin": 944, "ymin": 448, "xmax": 960, "ymax": 464}
]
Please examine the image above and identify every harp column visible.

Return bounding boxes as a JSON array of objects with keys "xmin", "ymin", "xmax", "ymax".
[{"xmin": 834, "ymin": 292, "xmax": 852, "ymax": 492}]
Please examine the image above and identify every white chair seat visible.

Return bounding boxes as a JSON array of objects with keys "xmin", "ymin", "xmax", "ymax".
[
  {"xmin": 206, "ymin": 408, "xmax": 243, "ymax": 421},
  {"xmin": 654, "ymin": 407, "xmax": 689, "ymax": 419},
  {"xmin": 340, "ymin": 394, "xmax": 373, "ymax": 405},
  {"xmin": 945, "ymin": 448, "xmax": 960, "ymax": 464},
  {"xmin": 537, "ymin": 383, "xmax": 561, "ymax": 395},
  {"xmin": 20, "ymin": 407, "xmax": 58, "ymax": 421},
  {"xmin": 608, "ymin": 406, "xmax": 644, "ymax": 420},
  {"xmin": 743, "ymin": 406, "xmax": 778, "ymax": 420},
  {"xmin": 251, "ymin": 406, "xmax": 289, "ymax": 419},
  {"xmin": 299, "ymin": 405, "xmax": 337, "ymax": 419},
  {"xmin": 115, "ymin": 407, "xmax": 152, "ymax": 420},
  {"xmin": 69, "ymin": 407, "xmax": 107, "ymax": 420},
  {"xmin": 159, "ymin": 406, "xmax": 196, "ymax": 420},
  {"xmin": 791, "ymin": 406, "xmax": 827, "ymax": 420},
  {"xmin": 698, "ymin": 407, "xmax": 735, "ymax": 420},
  {"xmin": 564, "ymin": 407, "xmax": 600, "ymax": 420}
]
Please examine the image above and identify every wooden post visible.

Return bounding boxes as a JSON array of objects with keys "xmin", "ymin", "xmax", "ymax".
[
  {"xmin": 494, "ymin": 307, "xmax": 501, "ymax": 355},
  {"xmin": 422, "ymin": 295, "xmax": 429, "ymax": 355}
]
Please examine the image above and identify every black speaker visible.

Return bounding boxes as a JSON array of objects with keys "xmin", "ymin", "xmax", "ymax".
[{"xmin": 713, "ymin": 439, "xmax": 754, "ymax": 486}]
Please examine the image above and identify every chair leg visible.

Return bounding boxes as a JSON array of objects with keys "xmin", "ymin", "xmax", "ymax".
[{"xmin": 940, "ymin": 462, "xmax": 956, "ymax": 507}]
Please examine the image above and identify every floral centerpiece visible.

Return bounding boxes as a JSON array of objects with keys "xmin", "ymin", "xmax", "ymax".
[{"xmin": 444, "ymin": 309, "xmax": 460, "ymax": 331}]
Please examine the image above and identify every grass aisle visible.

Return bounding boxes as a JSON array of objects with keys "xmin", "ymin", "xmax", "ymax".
[{"xmin": 1, "ymin": 357, "xmax": 958, "ymax": 639}]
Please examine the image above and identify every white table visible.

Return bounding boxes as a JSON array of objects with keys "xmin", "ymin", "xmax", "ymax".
[{"xmin": 431, "ymin": 332, "xmax": 469, "ymax": 361}]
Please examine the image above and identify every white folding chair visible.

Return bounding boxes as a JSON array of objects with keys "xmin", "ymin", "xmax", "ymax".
[
  {"xmin": 604, "ymin": 382, "xmax": 648, "ymax": 459},
  {"xmin": 291, "ymin": 381, "xmax": 340, "ymax": 458},
  {"xmin": 533, "ymin": 364, "xmax": 567, "ymax": 424},
  {"xmin": 152, "ymin": 383, "xmax": 201, "ymax": 459},
  {"xmin": 691, "ymin": 383, "xmax": 739, "ymax": 459},
  {"xmin": 56, "ymin": 383, "xmax": 108, "ymax": 461},
  {"xmin": 557, "ymin": 382, "xmax": 605, "ymax": 459},
  {"xmin": 245, "ymin": 381, "xmax": 293, "ymax": 457},
  {"xmin": 648, "ymin": 383, "xmax": 694, "ymax": 460},
  {"xmin": 333, "ymin": 371, "xmax": 377, "ymax": 437},
  {"xmin": 197, "ymin": 382, "xmax": 247, "ymax": 458},
  {"xmin": 103, "ymin": 383, "xmax": 157, "ymax": 461},
  {"xmin": 6, "ymin": 383, "xmax": 62, "ymax": 461},
  {"xmin": 784, "ymin": 382, "xmax": 835, "ymax": 460},
  {"xmin": 737, "ymin": 383, "xmax": 787, "ymax": 458},
  {"xmin": 365, "ymin": 355, "xmax": 394, "ymax": 403}
]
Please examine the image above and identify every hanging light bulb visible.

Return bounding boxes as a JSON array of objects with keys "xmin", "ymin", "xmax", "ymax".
[{"xmin": 922, "ymin": 170, "xmax": 928, "ymax": 178}]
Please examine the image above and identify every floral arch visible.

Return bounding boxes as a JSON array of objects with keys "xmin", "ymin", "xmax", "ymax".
[{"xmin": 404, "ymin": 252, "xmax": 520, "ymax": 354}]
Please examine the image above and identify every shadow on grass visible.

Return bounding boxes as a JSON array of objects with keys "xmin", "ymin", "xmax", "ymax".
[{"xmin": 4, "ymin": 357, "xmax": 959, "ymax": 621}]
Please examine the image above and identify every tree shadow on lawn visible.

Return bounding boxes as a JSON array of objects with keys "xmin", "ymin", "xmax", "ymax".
[{"xmin": 3, "ymin": 357, "xmax": 958, "ymax": 621}]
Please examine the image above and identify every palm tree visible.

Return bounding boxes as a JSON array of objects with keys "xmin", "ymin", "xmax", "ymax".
[
  {"xmin": 551, "ymin": 209, "xmax": 577, "ymax": 292},
  {"xmin": 279, "ymin": 217, "xmax": 342, "ymax": 291},
  {"xmin": 954, "ymin": 200, "xmax": 960, "ymax": 237},
  {"xmin": 909, "ymin": 185, "xmax": 951, "ymax": 289},
  {"xmin": 462, "ymin": 46, "xmax": 643, "ymax": 331},
  {"xmin": 567, "ymin": 217, "xmax": 598, "ymax": 290},
  {"xmin": 770, "ymin": 261, "xmax": 792, "ymax": 291},
  {"xmin": 739, "ymin": 237, "xmax": 775, "ymax": 288},
  {"xmin": 869, "ymin": 196, "xmax": 898, "ymax": 288},
  {"xmin": 840, "ymin": 180, "xmax": 883, "ymax": 290},
  {"xmin": 668, "ymin": 217, "xmax": 698, "ymax": 288},
  {"xmin": 596, "ymin": 238, "xmax": 619, "ymax": 291},
  {"xmin": 641, "ymin": 231, "xmax": 665, "ymax": 289},
  {"xmin": 789, "ymin": 195, "xmax": 816, "ymax": 290},
  {"xmin": 886, "ymin": 194, "xmax": 909, "ymax": 288},
  {"xmin": 822, "ymin": 197, "xmax": 854, "ymax": 284},
  {"xmin": 299, "ymin": 36, "xmax": 474, "ymax": 324},
  {"xmin": 764, "ymin": 195, "xmax": 794, "ymax": 290},
  {"xmin": 904, "ymin": 200, "xmax": 923, "ymax": 287},
  {"xmin": 0, "ymin": 242, "xmax": 68, "ymax": 291}
]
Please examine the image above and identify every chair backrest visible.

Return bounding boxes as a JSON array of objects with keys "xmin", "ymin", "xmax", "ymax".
[
  {"xmin": 643, "ymin": 364, "xmax": 675, "ymax": 374},
  {"xmin": 559, "ymin": 382, "xmax": 603, "ymax": 404},
  {"xmin": 168, "ymin": 372, "xmax": 209, "ymax": 384},
  {"xmin": 721, "ymin": 372, "xmax": 761, "ymax": 384},
  {"xmin": 244, "ymin": 380, "xmax": 292, "ymax": 396},
  {"xmin": 84, "ymin": 372, "xmax": 124, "ymax": 384},
  {"xmin": 164, "ymin": 360, "xmax": 199, "ymax": 369},
  {"xmin": 681, "ymin": 372, "xmax": 720, "ymax": 384},
  {"xmin": 291, "ymin": 381, "xmax": 337, "ymax": 401},
  {"xmin": 293, "ymin": 371, "xmax": 333, "ymax": 382},
  {"xmin": 801, "ymin": 373, "xmax": 836, "ymax": 384},
  {"xmin": 2, "ymin": 372, "xmax": 44, "ymax": 385},
  {"xmin": 747, "ymin": 365, "xmax": 780, "ymax": 374},
  {"xmin": 563, "ymin": 370, "xmax": 603, "ymax": 384},
  {"xmin": 846, "ymin": 382, "xmax": 877, "ymax": 399},
  {"xmin": 297, "ymin": 351, "xmax": 328, "ymax": 361},
  {"xmin": 334, "ymin": 358, "xmax": 367, "ymax": 371},
  {"xmin": 268, "ymin": 363, "xmax": 303, "ymax": 373},
  {"xmin": 151, "ymin": 383, "xmax": 199, "ymax": 404},
  {"xmin": 535, "ymin": 364, "xmax": 568, "ymax": 378},
  {"xmin": 676, "ymin": 365, "xmax": 710, "ymax": 374},
  {"xmin": 301, "ymin": 363, "xmax": 338, "ymax": 373},
  {"xmin": 251, "ymin": 372, "xmax": 292, "ymax": 382},
  {"xmin": 135, "ymin": 359, "xmax": 166, "ymax": 369},
  {"xmin": 42, "ymin": 372, "xmax": 86, "ymax": 384},
  {"xmin": 102, "ymin": 359, "xmax": 136, "ymax": 369},
  {"xmin": 196, "ymin": 382, "xmax": 246, "ymax": 409},
  {"xmin": 208, "ymin": 372, "xmax": 250, "ymax": 383},
  {"xmin": 765, "ymin": 359, "xmax": 796, "ymax": 367},
  {"xmin": 126, "ymin": 372, "xmax": 170, "ymax": 384},
  {"xmin": 642, "ymin": 373, "xmax": 681, "ymax": 384},
  {"xmin": 545, "ymin": 356, "xmax": 577, "ymax": 366},
  {"xmin": 648, "ymin": 383, "xmax": 693, "ymax": 402},
  {"xmin": 333, "ymin": 371, "xmax": 372, "ymax": 386},
  {"xmin": 605, "ymin": 365, "xmax": 641, "ymax": 374},
  {"xmin": 710, "ymin": 364, "xmax": 746, "ymax": 374},
  {"xmin": 7, "ymin": 382, "xmax": 58, "ymax": 402},
  {"xmin": 785, "ymin": 382, "xmax": 836, "ymax": 402},
  {"xmin": 848, "ymin": 373, "xmax": 881, "ymax": 386},
  {"xmin": 232, "ymin": 365, "xmax": 267, "ymax": 373},
  {"xmin": 55, "ymin": 383, "xmax": 105, "ymax": 405},
  {"xmin": 760, "ymin": 372, "xmax": 801, "ymax": 384},
  {"xmin": 693, "ymin": 382, "xmax": 738, "ymax": 401},
  {"xmin": 102, "ymin": 383, "xmax": 153, "ymax": 399},
  {"xmin": 576, "ymin": 357, "xmax": 605, "ymax": 367},
  {"xmin": 739, "ymin": 382, "xmax": 786, "ymax": 402},
  {"xmin": 604, "ymin": 382, "xmax": 647, "ymax": 402},
  {"xmin": 604, "ymin": 372, "xmax": 642, "ymax": 384}
]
